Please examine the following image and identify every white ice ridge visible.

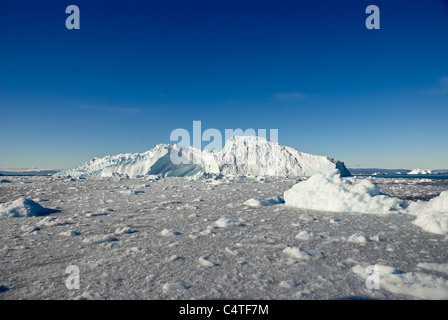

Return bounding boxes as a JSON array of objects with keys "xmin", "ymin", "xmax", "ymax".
[
  {"xmin": 283, "ymin": 170, "xmax": 448, "ymax": 235},
  {"xmin": 54, "ymin": 136, "xmax": 350, "ymax": 178},
  {"xmin": 284, "ymin": 170, "xmax": 406, "ymax": 214}
]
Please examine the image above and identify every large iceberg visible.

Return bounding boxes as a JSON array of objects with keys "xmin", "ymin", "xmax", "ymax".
[{"xmin": 54, "ymin": 136, "xmax": 350, "ymax": 178}]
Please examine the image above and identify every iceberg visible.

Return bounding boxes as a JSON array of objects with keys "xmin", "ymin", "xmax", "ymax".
[
  {"xmin": 54, "ymin": 136, "xmax": 350, "ymax": 178},
  {"xmin": 408, "ymin": 168, "xmax": 433, "ymax": 175}
]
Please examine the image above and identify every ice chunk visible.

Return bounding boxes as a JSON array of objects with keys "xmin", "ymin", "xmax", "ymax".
[
  {"xmin": 82, "ymin": 234, "xmax": 117, "ymax": 244},
  {"xmin": 408, "ymin": 191, "xmax": 448, "ymax": 235},
  {"xmin": 162, "ymin": 282, "xmax": 190, "ymax": 292},
  {"xmin": 0, "ymin": 198, "xmax": 46, "ymax": 218},
  {"xmin": 114, "ymin": 226, "xmax": 134, "ymax": 235},
  {"xmin": 37, "ymin": 216, "xmax": 69, "ymax": 227},
  {"xmin": 59, "ymin": 230, "xmax": 80, "ymax": 237},
  {"xmin": 284, "ymin": 170, "xmax": 405, "ymax": 214},
  {"xmin": 352, "ymin": 264, "xmax": 448, "ymax": 299},
  {"xmin": 295, "ymin": 231, "xmax": 322, "ymax": 240},
  {"xmin": 278, "ymin": 280, "xmax": 297, "ymax": 289},
  {"xmin": 215, "ymin": 218, "xmax": 244, "ymax": 228},
  {"xmin": 243, "ymin": 196, "xmax": 284, "ymax": 207},
  {"xmin": 160, "ymin": 229, "xmax": 181, "ymax": 237},
  {"xmin": 198, "ymin": 256, "xmax": 217, "ymax": 268},
  {"xmin": 346, "ymin": 233, "xmax": 370, "ymax": 243},
  {"xmin": 282, "ymin": 246, "xmax": 323, "ymax": 260}
]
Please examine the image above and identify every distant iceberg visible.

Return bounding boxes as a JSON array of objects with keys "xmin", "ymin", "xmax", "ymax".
[
  {"xmin": 54, "ymin": 136, "xmax": 351, "ymax": 178},
  {"xmin": 408, "ymin": 168, "xmax": 433, "ymax": 175}
]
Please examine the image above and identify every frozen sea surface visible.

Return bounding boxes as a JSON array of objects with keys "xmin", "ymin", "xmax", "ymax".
[{"xmin": 0, "ymin": 175, "xmax": 447, "ymax": 300}]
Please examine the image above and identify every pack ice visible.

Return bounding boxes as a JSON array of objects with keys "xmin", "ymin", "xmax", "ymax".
[
  {"xmin": 54, "ymin": 136, "xmax": 350, "ymax": 178},
  {"xmin": 1, "ymin": 169, "xmax": 448, "ymax": 300}
]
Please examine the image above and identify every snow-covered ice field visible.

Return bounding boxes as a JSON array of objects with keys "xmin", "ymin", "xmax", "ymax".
[{"xmin": 1, "ymin": 174, "xmax": 447, "ymax": 300}]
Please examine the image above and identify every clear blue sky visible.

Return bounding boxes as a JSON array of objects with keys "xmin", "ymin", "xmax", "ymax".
[{"xmin": 1, "ymin": 0, "xmax": 447, "ymax": 170}]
